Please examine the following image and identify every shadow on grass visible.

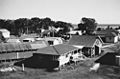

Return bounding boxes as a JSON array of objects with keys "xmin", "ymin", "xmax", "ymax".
[{"xmin": 14, "ymin": 56, "xmax": 59, "ymax": 72}]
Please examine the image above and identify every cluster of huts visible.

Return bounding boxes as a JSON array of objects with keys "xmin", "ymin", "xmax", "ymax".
[{"xmin": 0, "ymin": 28, "xmax": 120, "ymax": 70}]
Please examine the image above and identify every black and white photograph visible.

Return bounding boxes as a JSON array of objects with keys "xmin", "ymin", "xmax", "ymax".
[{"xmin": 0, "ymin": 0, "xmax": 120, "ymax": 79}]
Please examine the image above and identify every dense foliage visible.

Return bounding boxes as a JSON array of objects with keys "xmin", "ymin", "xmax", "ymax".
[
  {"xmin": 78, "ymin": 17, "xmax": 97, "ymax": 35},
  {"xmin": 0, "ymin": 17, "xmax": 73, "ymax": 36}
]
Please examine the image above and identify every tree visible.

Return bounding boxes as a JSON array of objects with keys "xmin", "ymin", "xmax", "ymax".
[
  {"xmin": 41, "ymin": 17, "xmax": 52, "ymax": 29},
  {"xmin": 31, "ymin": 17, "xmax": 42, "ymax": 33},
  {"xmin": 14, "ymin": 18, "xmax": 31, "ymax": 36},
  {"xmin": 78, "ymin": 23, "xmax": 86, "ymax": 33},
  {"xmin": 78, "ymin": 17, "xmax": 97, "ymax": 35},
  {"xmin": 97, "ymin": 28, "xmax": 102, "ymax": 31},
  {"xmin": 0, "ymin": 19, "xmax": 6, "ymax": 28},
  {"xmin": 4, "ymin": 20, "xmax": 15, "ymax": 33},
  {"xmin": 54, "ymin": 21, "xmax": 73, "ymax": 35},
  {"xmin": 0, "ymin": 17, "xmax": 73, "ymax": 37}
]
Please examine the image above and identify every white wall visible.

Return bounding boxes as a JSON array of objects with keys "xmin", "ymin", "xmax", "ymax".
[
  {"xmin": 68, "ymin": 31, "xmax": 82, "ymax": 35},
  {"xmin": 94, "ymin": 39, "xmax": 103, "ymax": 55},
  {"xmin": 114, "ymin": 36, "xmax": 118, "ymax": 43},
  {"xmin": 54, "ymin": 38, "xmax": 63, "ymax": 45}
]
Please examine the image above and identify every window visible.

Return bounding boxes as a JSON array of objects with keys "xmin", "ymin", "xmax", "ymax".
[
  {"xmin": 48, "ymin": 41, "xmax": 53, "ymax": 45},
  {"xmin": 74, "ymin": 50, "xmax": 77, "ymax": 54},
  {"xmin": 96, "ymin": 40, "xmax": 100, "ymax": 46},
  {"xmin": 23, "ymin": 40, "xmax": 29, "ymax": 42}
]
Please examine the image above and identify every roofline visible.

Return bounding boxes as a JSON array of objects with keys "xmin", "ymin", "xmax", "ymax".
[
  {"xmin": 97, "ymin": 35, "xmax": 104, "ymax": 44},
  {"xmin": 69, "ymin": 35, "xmax": 103, "ymax": 45},
  {"xmin": 72, "ymin": 45, "xmax": 84, "ymax": 49},
  {"xmin": 92, "ymin": 36, "xmax": 104, "ymax": 47},
  {"xmin": 61, "ymin": 48, "xmax": 82, "ymax": 56}
]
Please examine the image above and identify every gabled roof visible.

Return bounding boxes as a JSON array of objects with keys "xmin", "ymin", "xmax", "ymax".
[
  {"xmin": 95, "ymin": 29, "xmax": 119, "ymax": 37},
  {"xmin": 0, "ymin": 40, "xmax": 49, "ymax": 52},
  {"xmin": 35, "ymin": 44, "xmax": 79, "ymax": 55},
  {"xmin": 67, "ymin": 35, "xmax": 102, "ymax": 47},
  {"xmin": 0, "ymin": 43, "xmax": 32, "ymax": 52}
]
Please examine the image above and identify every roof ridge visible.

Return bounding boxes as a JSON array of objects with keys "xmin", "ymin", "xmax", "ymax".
[{"xmin": 52, "ymin": 45, "xmax": 60, "ymax": 55}]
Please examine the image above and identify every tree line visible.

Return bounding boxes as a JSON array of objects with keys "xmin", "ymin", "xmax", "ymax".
[
  {"xmin": 0, "ymin": 17, "xmax": 73, "ymax": 36},
  {"xmin": 0, "ymin": 17, "xmax": 98, "ymax": 37}
]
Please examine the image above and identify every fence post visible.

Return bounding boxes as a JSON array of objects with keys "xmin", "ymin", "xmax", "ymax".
[
  {"xmin": 22, "ymin": 63, "xmax": 25, "ymax": 71},
  {"xmin": 17, "ymin": 52, "xmax": 19, "ymax": 59}
]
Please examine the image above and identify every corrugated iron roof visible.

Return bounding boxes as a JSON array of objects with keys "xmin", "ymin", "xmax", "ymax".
[
  {"xmin": 0, "ymin": 40, "xmax": 49, "ymax": 52},
  {"xmin": 0, "ymin": 43, "xmax": 32, "ymax": 52},
  {"xmin": 35, "ymin": 44, "xmax": 79, "ymax": 55},
  {"xmin": 67, "ymin": 35, "xmax": 101, "ymax": 47}
]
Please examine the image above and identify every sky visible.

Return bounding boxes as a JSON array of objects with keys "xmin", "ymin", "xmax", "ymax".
[{"xmin": 0, "ymin": 0, "xmax": 120, "ymax": 24}]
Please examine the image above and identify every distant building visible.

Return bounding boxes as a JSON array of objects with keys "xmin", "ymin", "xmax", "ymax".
[
  {"xmin": 7, "ymin": 38, "xmax": 21, "ymax": 43},
  {"xmin": 22, "ymin": 38, "xmax": 35, "ymax": 42},
  {"xmin": 30, "ymin": 40, "xmax": 49, "ymax": 49},
  {"xmin": 36, "ymin": 37, "xmax": 63, "ymax": 46},
  {"xmin": 0, "ymin": 29, "xmax": 10, "ymax": 38},
  {"xmin": 97, "ymin": 24, "xmax": 120, "ymax": 30},
  {"xmin": 95, "ymin": 29, "xmax": 119, "ymax": 43},
  {"xmin": 43, "ymin": 37, "xmax": 63, "ymax": 46},
  {"xmin": 20, "ymin": 33, "xmax": 39, "ymax": 39},
  {"xmin": 72, "ymin": 24, "xmax": 78, "ymax": 29},
  {"xmin": 67, "ymin": 30, "xmax": 82, "ymax": 35}
]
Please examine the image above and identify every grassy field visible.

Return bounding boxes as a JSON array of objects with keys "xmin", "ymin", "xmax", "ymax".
[{"xmin": 0, "ymin": 59, "xmax": 120, "ymax": 79}]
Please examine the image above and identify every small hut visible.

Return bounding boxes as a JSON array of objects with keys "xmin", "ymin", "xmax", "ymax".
[
  {"xmin": 95, "ymin": 52, "xmax": 120, "ymax": 66},
  {"xmin": 44, "ymin": 37, "xmax": 63, "ymax": 46},
  {"xmin": 95, "ymin": 29, "xmax": 119, "ymax": 43}
]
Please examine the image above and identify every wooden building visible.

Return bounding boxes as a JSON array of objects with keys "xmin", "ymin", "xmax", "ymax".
[
  {"xmin": 0, "ymin": 41, "xmax": 49, "ymax": 62},
  {"xmin": 43, "ymin": 37, "xmax": 63, "ymax": 46},
  {"xmin": 95, "ymin": 29, "xmax": 119, "ymax": 43},
  {"xmin": 95, "ymin": 52, "xmax": 120, "ymax": 66},
  {"xmin": 33, "ymin": 44, "xmax": 83, "ymax": 69},
  {"xmin": 67, "ymin": 35, "xmax": 103, "ymax": 57}
]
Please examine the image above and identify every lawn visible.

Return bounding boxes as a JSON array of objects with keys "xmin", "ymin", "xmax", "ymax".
[{"xmin": 0, "ymin": 59, "xmax": 120, "ymax": 79}]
